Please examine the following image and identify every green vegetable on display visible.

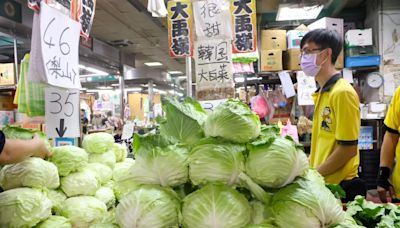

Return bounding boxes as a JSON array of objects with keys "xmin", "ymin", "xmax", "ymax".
[
  {"xmin": 49, "ymin": 145, "xmax": 89, "ymax": 176},
  {"xmin": 0, "ymin": 157, "xmax": 60, "ymax": 190},
  {"xmin": 61, "ymin": 169, "xmax": 100, "ymax": 197},
  {"xmin": 83, "ymin": 132, "xmax": 115, "ymax": 154},
  {"xmin": 35, "ymin": 216, "xmax": 72, "ymax": 228}
]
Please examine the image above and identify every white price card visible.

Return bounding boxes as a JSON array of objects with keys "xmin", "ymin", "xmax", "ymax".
[
  {"xmin": 297, "ymin": 71, "xmax": 317, "ymax": 106},
  {"xmin": 121, "ymin": 123, "xmax": 135, "ymax": 140},
  {"xmin": 278, "ymin": 71, "xmax": 296, "ymax": 98},
  {"xmin": 45, "ymin": 87, "xmax": 80, "ymax": 138},
  {"xmin": 40, "ymin": 2, "xmax": 81, "ymax": 89},
  {"xmin": 199, "ymin": 99, "xmax": 227, "ymax": 113}
]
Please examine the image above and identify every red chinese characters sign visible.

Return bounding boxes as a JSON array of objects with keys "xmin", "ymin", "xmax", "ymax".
[
  {"xmin": 167, "ymin": 0, "xmax": 193, "ymax": 58},
  {"xmin": 231, "ymin": 0, "xmax": 257, "ymax": 53}
]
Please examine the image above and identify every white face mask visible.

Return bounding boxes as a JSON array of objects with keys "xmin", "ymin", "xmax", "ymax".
[{"xmin": 300, "ymin": 50, "xmax": 328, "ymax": 77}]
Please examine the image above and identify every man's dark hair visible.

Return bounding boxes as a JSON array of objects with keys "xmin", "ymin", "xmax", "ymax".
[{"xmin": 300, "ymin": 28, "xmax": 343, "ymax": 64}]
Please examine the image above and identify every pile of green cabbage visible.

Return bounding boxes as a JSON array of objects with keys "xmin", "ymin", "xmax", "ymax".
[
  {"xmin": 0, "ymin": 129, "xmax": 128, "ymax": 227},
  {"xmin": 0, "ymin": 98, "xmax": 353, "ymax": 228}
]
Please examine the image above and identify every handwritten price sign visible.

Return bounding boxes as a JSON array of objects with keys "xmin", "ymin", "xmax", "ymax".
[
  {"xmin": 40, "ymin": 2, "xmax": 81, "ymax": 89},
  {"xmin": 45, "ymin": 87, "xmax": 80, "ymax": 138}
]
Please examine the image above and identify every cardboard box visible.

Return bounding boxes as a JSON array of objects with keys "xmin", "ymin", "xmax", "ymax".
[
  {"xmin": 287, "ymin": 30, "xmax": 308, "ymax": 49},
  {"xmin": 345, "ymin": 29, "xmax": 373, "ymax": 47},
  {"xmin": 261, "ymin": 30, "xmax": 287, "ymax": 50},
  {"xmin": 285, "ymin": 49, "xmax": 301, "ymax": 71},
  {"xmin": 335, "ymin": 48, "xmax": 344, "ymax": 69},
  {"xmin": 308, "ymin": 17, "xmax": 344, "ymax": 38},
  {"xmin": 261, "ymin": 50, "xmax": 283, "ymax": 72}
]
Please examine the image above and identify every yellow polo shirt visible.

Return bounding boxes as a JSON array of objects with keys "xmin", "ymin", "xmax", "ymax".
[
  {"xmin": 310, "ymin": 74, "xmax": 360, "ymax": 184},
  {"xmin": 383, "ymin": 87, "xmax": 400, "ymax": 198}
]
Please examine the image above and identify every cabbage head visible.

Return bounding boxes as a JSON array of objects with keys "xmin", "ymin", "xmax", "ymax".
[
  {"xmin": 270, "ymin": 177, "xmax": 345, "ymax": 228},
  {"xmin": 95, "ymin": 187, "xmax": 116, "ymax": 209},
  {"xmin": 50, "ymin": 146, "xmax": 88, "ymax": 176},
  {"xmin": 60, "ymin": 196, "xmax": 108, "ymax": 227},
  {"xmin": 85, "ymin": 163, "xmax": 113, "ymax": 184},
  {"xmin": 0, "ymin": 157, "xmax": 59, "ymax": 190},
  {"xmin": 61, "ymin": 169, "xmax": 100, "ymax": 197},
  {"xmin": 0, "ymin": 188, "xmax": 52, "ymax": 228},
  {"xmin": 158, "ymin": 97, "xmax": 207, "ymax": 145},
  {"xmin": 113, "ymin": 159, "xmax": 135, "ymax": 181},
  {"xmin": 2, "ymin": 125, "xmax": 51, "ymax": 150},
  {"xmin": 90, "ymin": 208, "xmax": 119, "ymax": 228},
  {"xmin": 47, "ymin": 189, "xmax": 67, "ymax": 214},
  {"xmin": 245, "ymin": 137, "xmax": 309, "ymax": 188},
  {"xmin": 116, "ymin": 185, "xmax": 180, "ymax": 228},
  {"xmin": 36, "ymin": 216, "xmax": 72, "ymax": 228},
  {"xmin": 204, "ymin": 99, "xmax": 261, "ymax": 143},
  {"xmin": 89, "ymin": 150, "xmax": 117, "ymax": 169},
  {"xmin": 182, "ymin": 184, "xmax": 251, "ymax": 228},
  {"xmin": 113, "ymin": 143, "xmax": 128, "ymax": 162},
  {"xmin": 113, "ymin": 177, "xmax": 138, "ymax": 201},
  {"xmin": 189, "ymin": 138, "xmax": 246, "ymax": 186},
  {"xmin": 83, "ymin": 133, "xmax": 115, "ymax": 154},
  {"xmin": 130, "ymin": 134, "xmax": 188, "ymax": 187}
]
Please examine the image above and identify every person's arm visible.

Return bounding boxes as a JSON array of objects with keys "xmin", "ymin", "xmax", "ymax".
[
  {"xmin": 377, "ymin": 89, "xmax": 400, "ymax": 202},
  {"xmin": 0, "ymin": 135, "xmax": 51, "ymax": 165},
  {"xmin": 318, "ymin": 89, "xmax": 360, "ymax": 177},
  {"xmin": 317, "ymin": 144, "xmax": 357, "ymax": 176}
]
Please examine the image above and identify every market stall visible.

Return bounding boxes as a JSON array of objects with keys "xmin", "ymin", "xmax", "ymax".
[{"xmin": 1, "ymin": 0, "xmax": 400, "ymax": 227}]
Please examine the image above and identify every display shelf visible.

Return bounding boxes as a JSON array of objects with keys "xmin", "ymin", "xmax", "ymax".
[{"xmin": 0, "ymin": 85, "xmax": 16, "ymax": 92}]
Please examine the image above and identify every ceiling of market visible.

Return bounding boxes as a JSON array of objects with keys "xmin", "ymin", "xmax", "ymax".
[{"xmin": 0, "ymin": 0, "xmax": 367, "ymax": 91}]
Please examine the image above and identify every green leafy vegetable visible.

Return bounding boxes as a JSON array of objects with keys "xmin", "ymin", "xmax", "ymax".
[
  {"xmin": 113, "ymin": 159, "xmax": 135, "ymax": 182},
  {"xmin": 326, "ymin": 184, "xmax": 347, "ymax": 200},
  {"xmin": 182, "ymin": 184, "xmax": 251, "ymax": 228},
  {"xmin": 0, "ymin": 157, "xmax": 59, "ymax": 190},
  {"xmin": 0, "ymin": 188, "xmax": 52, "ymax": 228},
  {"xmin": 35, "ymin": 216, "xmax": 72, "ymax": 228},
  {"xmin": 2, "ymin": 125, "xmax": 51, "ymax": 150},
  {"xmin": 189, "ymin": 138, "xmax": 246, "ymax": 186},
  {"xmin": 112, "ymin": 143, "xmax": 128, "ymax": 162},
  {"xmin": 60, "ymin": 196, "xmax": 108, "ymax": 228},
  {"xmin": 130, "ymin": 134, "xmax": 188, "ymax": 187},
  {"xmin": 270, "ymin": 177, "xmax": 345, "ymax": 228},
  {"xmin": 95, "ymin": 187, "xmax": 116, "ymax": 209},
  {"xmin": 83, "ymin": 133, "xmax": 115, "ymax": 154},
  {"xmin": 61, "ymin": 169, "xmax": 100, "ymax": 197},
  {"xmin": 50, "ymin": 146, "xmax": 88, "ymax": 176},
  {"xmin": 113, "ymin": 177, "xmax": 138, "ymax": 201},
  {"xmin": 204, "ymin": 99, "xmax": 261, "ymax": 143},
  {"xmin": 116, "ymin": 185, "xmax": 181, "ymax": 228},
  {"xmin": 84, "ymin": 163, "xmax": 113, "ymax": 184},
  {"xmin": 246, "ymin": 137, "xmax": 309, "ymax": 188},
  {"xmin": 89, "ymin": 150, "xmax": 117, "ymax": 169},
  {"xmin": 159, "ymin": 97, "xmax": 207, "ymax": 145},
  {"xmin": 47, "ymin": 189, "xmax": 67, "ymax": 214}
]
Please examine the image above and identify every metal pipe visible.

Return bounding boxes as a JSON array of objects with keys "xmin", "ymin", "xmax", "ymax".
[
  {"xmin": 185, "ymin": 57, "xmax": 192, "ymax": 97},
  {"xmin": 13, "ymin": 35, "xmax": 19, "ymax": 84},
  {"xmin": 119, "ymin": 66, "xmax": 125, "ymax": 120}
]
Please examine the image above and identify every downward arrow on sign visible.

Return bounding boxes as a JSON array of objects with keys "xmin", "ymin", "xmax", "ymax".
[{"xmin": 56, "ymin": 119, "xmax": 68, "ymax": 138}]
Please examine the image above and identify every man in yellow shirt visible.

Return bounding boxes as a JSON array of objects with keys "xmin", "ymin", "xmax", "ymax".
[
  {"xmin": 377, "ymin": 87, "xmax": 400, "ymax": 203},
  {"xmin": 300, "ymin": 29, "xmax": 365, "ymax": 202}
]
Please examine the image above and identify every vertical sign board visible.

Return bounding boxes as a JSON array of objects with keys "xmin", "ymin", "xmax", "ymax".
[
  {"xmin": 45, "ymin": 87, "xmax": 80, "ymax": 139},
  {"xmin": 77, "ymin": 0, "xmax": 96, "ymax": 39},
  {"xmin": 231, "ymin": 0, "xmax": 257, "ymax": 53},
  {"xmin": 193, "ymin": 0, "xmax": 232, "ymax": 39},
  {"xmin": 195, "ymin": 39, "xmax": 233, "ymax": 92},
  {"xmin": 167, "ymin": 0, "xmax": 193, "ymax": 58},
  {"xmin": 40, "ymin": 2, "xmax": 81, "ymax": 89}
]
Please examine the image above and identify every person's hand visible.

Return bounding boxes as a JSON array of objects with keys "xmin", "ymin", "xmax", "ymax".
[
  {"xmin": 377, "ymin": 167, "xmax": 395, "ymax": 203},
  {"xmin": 31, "ymin": 134, "xmax": 52, "ymax": 159}
]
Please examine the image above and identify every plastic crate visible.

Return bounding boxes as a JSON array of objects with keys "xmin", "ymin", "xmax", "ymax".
[
  {"xmin": 345, "ymin": 55, "xmax": 381, "ymax": 68},
  {"xmin": 346, "ymin": 46, "xmax": 378, "ymax": 57}
]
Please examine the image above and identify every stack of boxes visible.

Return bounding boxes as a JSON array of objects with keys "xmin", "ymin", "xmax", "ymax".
[
  {"xmin": 308, "ymin": 17, "xmax": 345, "ymax": 69},
  {"xmin": 345, "ymin": 28, "xmax": 380, "ymax": 68},
  {"xmin": 285, "ymin": 30, "xmax": 308, "ymax": 71},
  {"xmin": 260, "ymin": 30, "xmax": 286, "ymax": 72}
]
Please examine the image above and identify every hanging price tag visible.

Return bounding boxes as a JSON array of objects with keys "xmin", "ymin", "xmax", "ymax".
[
  {"xmin": 40, "ymin": 2, "xmax": 81, "ymax": 89},
  {"xmin": 45, "ymin": 87, "xmax": 80, "ymax": 138}
]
